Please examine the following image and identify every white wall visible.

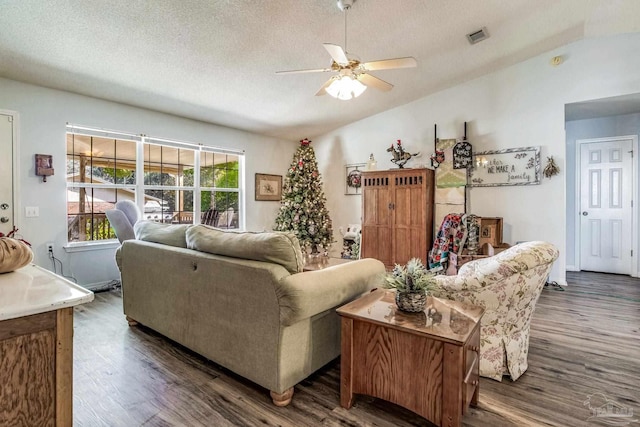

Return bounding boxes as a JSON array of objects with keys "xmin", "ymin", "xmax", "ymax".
[
  {"xmin": 565, "ymin": 112, "xmax": 640, "ymax": 269},
  {"xmin": 313, "ymin": 33, "xmax": 640, "ymax": 285},
  {"xmin": 0, "ymin": 77, "xmax": 295, "ymax": 287}
]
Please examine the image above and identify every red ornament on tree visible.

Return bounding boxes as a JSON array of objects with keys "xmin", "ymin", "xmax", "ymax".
[{"xmin": 300, "ymin": 138, "xmax": 311, "ymax": 146}]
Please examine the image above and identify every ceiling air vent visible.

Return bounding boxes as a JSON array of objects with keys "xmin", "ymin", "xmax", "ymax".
[{"xmin": 466, "ymin": 27, "xmax": 489, "ymax": 45}]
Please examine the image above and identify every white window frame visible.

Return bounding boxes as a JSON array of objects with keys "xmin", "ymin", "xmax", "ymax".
[{"xmin": 65, "ymin": 125, "xmax": 244, "ymax": 247}]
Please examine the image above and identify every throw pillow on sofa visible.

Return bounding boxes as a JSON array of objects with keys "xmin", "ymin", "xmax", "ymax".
[
  {"xmin": 134, "ymin": 221, "xmax": 190, "ymax": 248},
  {"xmin": 186, "ymin": 225, "xmax": 304, "ymax": 274}
]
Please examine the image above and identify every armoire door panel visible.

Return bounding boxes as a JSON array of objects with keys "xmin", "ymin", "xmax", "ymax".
[
  {"xmin": 410, "ymin": 188, "xmax": 425, "ymax": 227},
  {"xmin": 394, "ymin": 228, "xmax": 427, "ymax": 265},
  {"xmin": 375, "ymin": 189, "xmax": 391, "ymax": 226},
  {"xmin": 394, "ymin": 187, "xmax": 410, "ymax": 227},
  {"xmin": 362, "ymin": 226, "xmax": 392, "ymax": 265}
]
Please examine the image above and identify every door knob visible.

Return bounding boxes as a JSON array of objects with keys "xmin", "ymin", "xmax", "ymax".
[
  {"xmin": 582, "ymin": 211, "xmax": 588, "ymax": 216},
  {"xmin": 0, "ymin": 217, "xmax": 9, "ymax": 223},
  {"xmin": 0, "ymin": 203, "xmax": 8, "ymax": 210}
]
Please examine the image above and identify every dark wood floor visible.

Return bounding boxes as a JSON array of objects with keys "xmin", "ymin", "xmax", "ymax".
[{"xmin": 72, "ymin": 272, "xmax": 640, "ymax": 426}]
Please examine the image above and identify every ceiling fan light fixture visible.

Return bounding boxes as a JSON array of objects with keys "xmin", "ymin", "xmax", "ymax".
[{"xmin": 325, "ymin": 75, "xmax": 367, "ymax": 100}]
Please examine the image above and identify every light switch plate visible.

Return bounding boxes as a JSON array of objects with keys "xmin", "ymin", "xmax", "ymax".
[{"xmin": 25, "ymin": 206, "xmax": 39, "ymax": 217}]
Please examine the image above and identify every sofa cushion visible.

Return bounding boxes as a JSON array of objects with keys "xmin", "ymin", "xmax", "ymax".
[
  {"xmin": 186, "ymin": 225, "xmax": 304, "ymax": 274},
  {"xmin": 134, "ymin": 221, "xmax": 189, "ymax": 248}
]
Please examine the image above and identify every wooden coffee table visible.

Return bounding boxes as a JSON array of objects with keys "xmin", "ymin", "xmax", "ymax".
[{"xmin": 337, "ymin": 289, "xmax": 484, "ymax": 427}]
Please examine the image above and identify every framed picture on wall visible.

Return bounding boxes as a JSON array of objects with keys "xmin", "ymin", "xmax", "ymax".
[
  {"xmin": 255, "ymin": 173, "xmax": 282, "ymax": 201},
  {"xmin": 345, "ymin": 163, "xmax": 366, "ymax": 195}
]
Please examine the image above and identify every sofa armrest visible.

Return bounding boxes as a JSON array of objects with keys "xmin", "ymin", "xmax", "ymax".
[
  {"xmin": 276, "ymin": 258, "xmax": 385, "ymax": 326},
  {"xmin": 115, "ymin": 246, "xmax": 123, "ymax": 272},
  {"xmin": 430, "ymin": 274, "xmax": 469, "ymax": 298}
]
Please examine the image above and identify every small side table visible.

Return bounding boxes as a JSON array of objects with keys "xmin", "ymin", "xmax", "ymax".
[{"xmin": 337, "ymin": 289, "xmax": 484, "ymax": 427}]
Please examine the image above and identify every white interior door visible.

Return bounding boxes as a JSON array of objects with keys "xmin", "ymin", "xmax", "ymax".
[
  {"xmin": 0, "ymin": 113, "xmax": 14, "ymax": 236},
  {"xmin": 579, "ymin": 138, "xmax": 634, "ymax": 274}
]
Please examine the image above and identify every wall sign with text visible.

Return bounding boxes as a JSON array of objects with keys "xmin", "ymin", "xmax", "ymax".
[{"xmin": 469, "ymin": 146, "xmax": 541, "ymax": 187}]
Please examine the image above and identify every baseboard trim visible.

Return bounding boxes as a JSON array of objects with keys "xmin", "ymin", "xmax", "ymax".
[{"xmin": 565, "ymin": 265, "xmax": 579, "ymax": 272}]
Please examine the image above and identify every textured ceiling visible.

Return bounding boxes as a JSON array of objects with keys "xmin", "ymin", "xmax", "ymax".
[{"xmin": 1, "ymin": 0, "xmax": 639, "ymax": 140}]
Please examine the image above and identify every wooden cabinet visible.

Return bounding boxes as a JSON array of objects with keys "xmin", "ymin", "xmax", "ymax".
[
  {"xmin": 361, "ymin": 168, "xmax": 434, "ymax": 267},
  {"xmin": 0, "ymin": 265, "xmax": 93, "ymax": 427},
  {"xmin": 0, "ymin": 308, "xmax": 73, "ymax": 426}
]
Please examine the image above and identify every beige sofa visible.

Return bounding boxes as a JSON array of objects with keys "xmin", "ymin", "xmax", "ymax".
[
  {"xmin": 431, "ymin": 241, "xmax": 559, "ymax": 381},
  {"xmin": 117, "ymin": 223, "xmax": 385, "ymax": 406}
]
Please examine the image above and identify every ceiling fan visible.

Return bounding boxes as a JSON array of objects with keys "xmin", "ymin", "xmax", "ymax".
[{"xmin": 276, "ymin": 0, "xmax": 417, "ymax": 100}]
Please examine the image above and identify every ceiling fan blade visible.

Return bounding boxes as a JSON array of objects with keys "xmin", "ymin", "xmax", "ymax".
[
  {"xmin": 362, "ymin": 57, "xmax": 417, "ymax": 71},
  {"xmin": 315, "ymin": 78, "xmax": 335, "ymax": 96},
  {"xmin": 323, "ymin": 43, "xmax": 349, "ymax": 66},
  {"xmin": 359, "ymin": 73, "xmax": 394, "ymax": 92},
  {"xmin": 276, "ymin": 67, "xmax": 332, "ymax": 75}
]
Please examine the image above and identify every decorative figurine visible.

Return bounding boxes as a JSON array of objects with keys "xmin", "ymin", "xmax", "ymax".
[
  {"xmin": 366, "ymin": 153, "xmax": 377, "ymax": 171},
  {"xmin": 387, "ymin": 140, "xmax": 419, "ymax": 168}
]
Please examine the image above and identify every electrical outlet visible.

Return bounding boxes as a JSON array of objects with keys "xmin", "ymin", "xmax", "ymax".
[{"xmin": 47, "ymin": 243, "xmax": 54, "ymax": 254}]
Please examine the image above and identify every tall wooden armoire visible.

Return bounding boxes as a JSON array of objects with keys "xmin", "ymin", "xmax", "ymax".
[{"xmin": 361, "ymin": 168, "xmax": 434, "ymax": 267}]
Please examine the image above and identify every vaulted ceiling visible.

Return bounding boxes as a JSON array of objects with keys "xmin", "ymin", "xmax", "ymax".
[{"xmin": 1, "ymin": 1, "xmax": 638, "ymax": 139}]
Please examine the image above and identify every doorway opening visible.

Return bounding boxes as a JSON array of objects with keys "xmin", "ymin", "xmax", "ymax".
[{"xmin": 565, "ymin": 94, "xmax": 640, "ymax": 277}]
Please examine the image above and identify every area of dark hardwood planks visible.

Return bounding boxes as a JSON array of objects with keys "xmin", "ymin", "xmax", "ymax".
[{"xmin": 73, "ymin": 271, "xmax": 640, "ymax": 426}]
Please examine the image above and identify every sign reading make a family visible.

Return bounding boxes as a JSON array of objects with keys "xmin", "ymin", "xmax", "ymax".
[{"xmin": 469, "ymin": 146, "xmax": 541, "ymax": 187}]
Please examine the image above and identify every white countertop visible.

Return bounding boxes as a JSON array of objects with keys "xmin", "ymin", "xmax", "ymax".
[{"xmin": 0, "ymin": 264, "xmax": 94, "ymax": 321}]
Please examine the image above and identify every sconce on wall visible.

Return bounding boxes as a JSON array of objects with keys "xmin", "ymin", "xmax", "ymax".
[{"xmin": 35, "ymin": 154, "xmax": 54, "ymax": 182}]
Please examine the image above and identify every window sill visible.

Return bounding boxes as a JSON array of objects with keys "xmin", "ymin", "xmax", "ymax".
[{"xmin": 64, "ymin": 240, "xmax": 120, "ymax": 253}]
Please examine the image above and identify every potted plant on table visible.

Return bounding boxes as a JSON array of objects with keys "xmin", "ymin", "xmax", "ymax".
[{"xmin": 383, "ymin": 258, "xmax": 436, "ymax": 312}]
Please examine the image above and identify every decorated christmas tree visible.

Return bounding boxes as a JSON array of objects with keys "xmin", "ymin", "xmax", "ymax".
[{"xmin": 274, "ymin": 139, "xmax": 333, "ymax": 253}]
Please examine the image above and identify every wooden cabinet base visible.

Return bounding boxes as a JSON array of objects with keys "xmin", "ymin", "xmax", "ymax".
[{"xmin": 0, "ymin": 308, "xmax": 74, "ymax": 426}]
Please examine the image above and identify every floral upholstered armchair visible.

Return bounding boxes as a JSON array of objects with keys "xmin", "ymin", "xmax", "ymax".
[{"xmin": 431, "ymin": 241, "xmax": 559, "ymax": 381}]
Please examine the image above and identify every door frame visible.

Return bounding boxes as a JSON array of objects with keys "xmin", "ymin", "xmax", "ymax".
[
  {"xmin": 574, "ymin": 135, "xmax": 639, "ymax": 277},
  {"xmin": 0, "ymin": 109, "xmax": 20, "ymax": 235}
]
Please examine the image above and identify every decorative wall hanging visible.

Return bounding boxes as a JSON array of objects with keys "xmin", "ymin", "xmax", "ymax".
[
  {"xmin": 430, "ymin": 124, "xmax": 442, "ymax": 168},
  {"xmin": 434, "ymin": 138, "xmax": 467, "ymax": 230},
  {"xmin": 255, "ymin": 173, "xmax": 282, "ymax": 201},
  {"xmin": 453, "ymin": 140, "xmax": 473, "ymax": 169},
  {"xmin": 469, "ymin": 146, "xmax": 541, "ymax": 187},
  {"xmin": 453, "ymin": 122, "xmax": 473, "ymax": 169},
  {"xmin": 430, "ymin": 150, "xmax": 445, "ymax": 168},
  {"xmin": 387, "ymin": 140, "xmax": 419, "ymax": 169},
  {"xmin": 435, "ymin": 139, "xmax": 467, "ymax": 188},
  {"xmin": 345, "ymin": 163, "xmax": 365, "ymax": 195},
  {"xmin": 35, "ymin": 154, "xmax": 54, "ymax": 182},
  {"xmin": 543, "ymin": 156, "xmax": 560, "ymax": 178}
]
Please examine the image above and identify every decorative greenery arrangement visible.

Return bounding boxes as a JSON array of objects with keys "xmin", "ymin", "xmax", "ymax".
[
  {"xmin": 383, "ymin": 258, "xmax": 437, "ymax": 293},
  {"xmin": 274, "ymin": 139, "xmax": 333, "ymax": 253},
  {"xmin": 543, "ymin": 156, "xmax": 560, "ymax": 178}
]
